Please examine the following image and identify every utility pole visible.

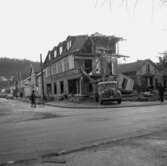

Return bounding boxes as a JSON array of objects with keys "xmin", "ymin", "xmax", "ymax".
[
  {"xmin": 40, "ymin": 53, "xmax": 45, "ymax": 102},
  {"xmin": 109, "ymin": 50, "xmax": 113, "ymax": 75}
]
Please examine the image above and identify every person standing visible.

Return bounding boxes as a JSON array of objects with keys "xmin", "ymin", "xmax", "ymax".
[
  {"xmin": 30, "ymin": 90, "xmax": 36, "ymax": 107},
  {"xmin": 158, "ymin": 83, "xmax": 165, "ymax": 102}
]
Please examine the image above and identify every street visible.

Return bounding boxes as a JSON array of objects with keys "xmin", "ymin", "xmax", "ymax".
[{"xmin": 0, "ymin": 98, "xmax": 167, "ymax": 164}]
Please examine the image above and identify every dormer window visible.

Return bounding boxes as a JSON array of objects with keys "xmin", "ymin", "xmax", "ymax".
[
  {"xmin": 48, "ymin": 54, "xmax": 51, "ymax": 61},
  {"xmin": 146, "ymin": 63, "xmax": 150, "ymax": 73},
  {"xmin": 67, "ymin": 40, "xmax": 71, "ymax": 50},
  {"xmin": 54, "ymin": 50, "xmax": 57, "ymax": 58},
  {"xmin": 59, "ymin": 46, "xmax": 63, "ymax": 55}
]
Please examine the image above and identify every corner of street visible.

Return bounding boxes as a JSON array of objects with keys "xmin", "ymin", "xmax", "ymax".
[
  {"xmin": 1, "ymin": 98, "xmax": 167, "ymax": 166},
  {"xmin": 46, "ymin": 99, "xmax": 167, "ymax": 109}
]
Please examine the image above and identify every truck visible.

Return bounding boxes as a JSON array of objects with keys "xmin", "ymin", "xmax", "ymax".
[{"xmin": 97, "ymin": 80, "xmax": 122, "ymax": 104}]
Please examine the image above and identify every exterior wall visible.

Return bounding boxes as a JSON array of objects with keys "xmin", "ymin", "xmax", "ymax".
[
  {"xmin": 51, "ymin": 70, "xmax": 81, "ymax": 96},
  {"xmin": 136, "ymin": 61, "xmax": 160, "ymax": 90},
  {"xmin": 92, "ymin": 56, "xmax": 118, "ymax": 75},
  {"xmin": 44, "ymin": 65, "xmax": 82, "ymax": 98},
  {"xmin": 43, "ymin": 55, "xmax": 76, "ymax": 97},
  {"xmin": 117, "ymin": 74, "xmax": 134, "ymax": 91},
  {"xmin": 24, "ymin": 86, "xmax": 31, "ymax": 97},
  {"xmin": 50, "ymin": 55, "xmax": 75, "ymax": 75}
]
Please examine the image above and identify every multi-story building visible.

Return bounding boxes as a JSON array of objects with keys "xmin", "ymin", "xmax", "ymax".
[{"xmin": 43, "ymin": 33, "xmax": 123, "ymax": 99}]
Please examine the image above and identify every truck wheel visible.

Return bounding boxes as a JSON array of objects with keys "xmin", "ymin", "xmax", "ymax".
[
  {"xmin": 99, "ymin": 99, "xmax": 103, "ymax": 105},
  {"xmin": 117, "ymin": 99, "xmax": 122, "ymax": 104},
  {"xmin": 95, "ymin": 94, "xmax": 99, "ymax": 102}
]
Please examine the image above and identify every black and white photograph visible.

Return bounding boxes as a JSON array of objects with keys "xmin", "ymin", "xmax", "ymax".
[{"xmin": 0, "ymin": 0, "xmax": 167, "ymax": 165}]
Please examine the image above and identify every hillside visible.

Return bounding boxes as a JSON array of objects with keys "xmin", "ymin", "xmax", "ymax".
[{"xmin": 0, "ymin": 58, "xmax": 40, "ymax": 88}]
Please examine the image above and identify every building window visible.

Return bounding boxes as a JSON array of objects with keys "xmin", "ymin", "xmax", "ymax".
[
  {"xmin": 46, "ymin": 84, "xmax": 52, "ymax": 96},
  {"xmin": 46, "ymin": 68, "xmax": 49, "ymax": 77},
  {"xmin": 64, "ymin": 57, "xmax": 69, "ymax": 71},
  {"xmin": 46, "ymin": 67, "xmax": 51, "ymax": 77},
  {"xmin": 51, "ymin": 65, "xmax": 53, "ymax": 75},
  {"xmin": 54, "ymin": 83, "xmax": 57, "ymax": 94},
  {"xmin": 43, "ymin": 69, "xmax": 47, "ymax": 77},
  {"xmin": 146, "ymin": 64, "xmax": 150, "ymax": 73},
  {"xmin": 85, "ymin": 59, "xmax": 92, "ymax": 73},
  {"xmin": 68, "ymin": 79, "xmax": 79, "ymax": 94},
  {"xmin": 54, "ymin": 50, "xmax": 57, "ymax": 58},
  {"xmin": 164, "ymin": 79, "xmax": 167, "ymax": 88},
  {"xmin": 67, "ymin": 40, "xmax": 71, "ymax": 50},
  {"xmin": 54, "ymin": 63, "xmax": 57, "ymax": 74},
  {"xmin": 57, "ymin": 61, "xmax": 63, "ymax": 73},
  {"xmin": 48, "ymin": 54, "xmax": 51, "ymax": 61},
  {"xmin": 89, "ymin": 83, "xmax": 93, "ymax": 92},
  {"xmin": 155, "ymin": 78, "xmax": 158, "ymax": 88},
  {"xmin": 60, "ymin": 81, "xmax": 64, "ymax": 94},
  {"xmin": 59, "ymin": 46, "xmax": 63, "ymax": 55},
  {"xmin": 68, "ymin": 55, "xmax": 74, "ymax": 69}
]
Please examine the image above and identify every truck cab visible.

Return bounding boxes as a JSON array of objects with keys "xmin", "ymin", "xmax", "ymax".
[{"xmin": 97, "ymin": 81, "xmax": 122, "ymax": 104}]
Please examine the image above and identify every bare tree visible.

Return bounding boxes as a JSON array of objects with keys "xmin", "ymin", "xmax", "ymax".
[
  {"xmin": 95, "ymin": 0, "xmax": 167, "ymax": 8},
  {"xmin": 158, "ymin": 51, "xmax": 167, "ymax": 68}
]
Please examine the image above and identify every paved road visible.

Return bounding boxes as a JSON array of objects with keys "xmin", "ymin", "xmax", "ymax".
[{"xmin": 0, "ymin": 98, "xmax": 167, "ymax": 163}]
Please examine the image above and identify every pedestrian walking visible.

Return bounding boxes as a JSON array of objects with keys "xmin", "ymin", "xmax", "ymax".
[
  {"xmin": 158, "ymin": 83, "xmax": 165, "ymax": 102},
  {"xmin": 30, "ymin": 90, "xmax": 36, "ymax": 108}
]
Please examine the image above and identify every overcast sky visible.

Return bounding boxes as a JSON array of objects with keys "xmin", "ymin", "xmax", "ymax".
[{"xmin": 0, "ymin": 0, "xmax": 167, "ymax": 63}]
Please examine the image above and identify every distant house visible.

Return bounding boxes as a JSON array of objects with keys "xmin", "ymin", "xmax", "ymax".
[
  {"xmin": 119, "ymin": 59, "xmax": 161, "ymax": 91},
  {"xmin": 22, "ymin": 65, "xmax": 41, "ymax": 97},
  {"xmin": 43, "ymin": 33, "xmax": 124, "ymax": 99}
]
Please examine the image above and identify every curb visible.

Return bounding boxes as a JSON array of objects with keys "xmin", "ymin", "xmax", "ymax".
[
  {"xmin": 45, "ymin": 101, "xmax": 167, "ymax": 109},
  {"xmin": 0, "ymin": 131, "xmax": 152, "ymax": 166},
  {"xmin": 41, "ymin": 127, "xmax": 163, "ymax": 158},
  {"xmin": 10, "ymin": 98, "xmax": 167, "ymax": 109},
  {"xmin": 1, "ymin": 124, "xmax": 165, "ymax": 165}
]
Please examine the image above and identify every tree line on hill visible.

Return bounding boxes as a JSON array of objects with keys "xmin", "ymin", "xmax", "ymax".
[{"xmin": 0, "ymin": 57, "xmax": 40, "ymax": 89}]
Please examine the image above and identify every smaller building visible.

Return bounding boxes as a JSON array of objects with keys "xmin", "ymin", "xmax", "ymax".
[
  {"xmin": 22, "ymin": 65, "xmax": 41, "ymax": 97},
  {"xmin": 119, "ymin": 59, "xmax": 161, "ymax": 91}
]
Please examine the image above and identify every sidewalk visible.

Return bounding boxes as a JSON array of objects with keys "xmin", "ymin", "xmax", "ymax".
[{"xmin": 46, "ymin": 99, "xmax": 167, "ymax": 109}]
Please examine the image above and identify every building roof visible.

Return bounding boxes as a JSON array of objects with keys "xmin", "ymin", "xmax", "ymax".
[
  {"xmin": 119, "ymin": 59, "xmax": 156, "ymax": 74},
  {"xmin": 43, "ymin": 33, "xmax": 123, "ymax": 67},
  {"xmin": 69, "ymin": 35, "xmax": 88, "ymax": 53}
]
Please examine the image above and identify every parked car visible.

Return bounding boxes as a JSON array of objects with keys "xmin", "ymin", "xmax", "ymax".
[
  {"xmin": 97, "ymin": 81, "xmax": 122, "ymax": 104},
  {"xmin": 0, "ymin": 93, "xmax": 7, "ymax": 98},
  {"xmin": 6, "ymin": 93, "xmax": 14, "ymax": 99}
]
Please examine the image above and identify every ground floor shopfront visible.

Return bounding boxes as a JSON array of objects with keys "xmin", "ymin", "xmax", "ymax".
[{"xmin": 44, "ymin": 69, "xmax": 93, "ymax": 99}]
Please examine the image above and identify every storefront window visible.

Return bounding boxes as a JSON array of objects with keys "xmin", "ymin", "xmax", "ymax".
[
  {"xmin": 60, "ymin": 81, "xmax": 64, "ymax": 94},
  {"xmin": 54, "ymin": 83, "xmax": 57, "ymax": 94}
]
